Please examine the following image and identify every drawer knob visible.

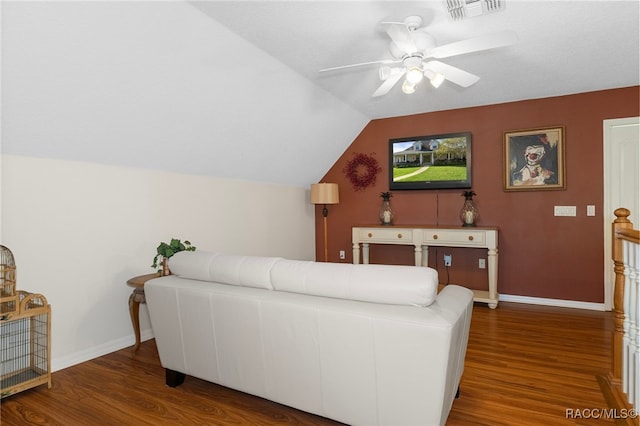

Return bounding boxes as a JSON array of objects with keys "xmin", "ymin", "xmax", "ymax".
[
  {"xmin": 433, "ymin": 234, "xmax": 438, "ymax": 240},
  {"xmin": 397, "ymin": 233, "xmax": 403, "ymax": 239},
  {"xmin": 468, "ymin": 235, "xmax": 474, "ymax": 241},
  {"xmin": 368, "ymin": 233, "xmax": 373, "ymax": 238}
]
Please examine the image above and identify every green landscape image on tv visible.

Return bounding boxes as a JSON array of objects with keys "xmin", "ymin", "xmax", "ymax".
[{"xmin": 389, "ymin": 132, "xmax": 472, "ymax": 190}]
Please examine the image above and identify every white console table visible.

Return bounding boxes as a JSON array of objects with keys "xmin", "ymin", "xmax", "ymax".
[{"xmin": 352, "ymin": 225, "xmax": 499, "ymax": 308}]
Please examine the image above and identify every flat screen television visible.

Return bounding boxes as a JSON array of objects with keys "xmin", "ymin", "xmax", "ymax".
[{"xmin": 389, "ymin": 132, "xmax": 472, "ymax": 190}]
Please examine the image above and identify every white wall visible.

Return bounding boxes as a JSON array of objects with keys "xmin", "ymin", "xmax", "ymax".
[
  {"xmin": 1, "ymin": 154, "xmax": 315, "ymax": 371},
  {"xmin": 2, "ymin": 1, "xmax": 368, "ymax": 187},
  {"xmin": 0, "ymin": 0, "xmax": 368, "ymax": 371}
]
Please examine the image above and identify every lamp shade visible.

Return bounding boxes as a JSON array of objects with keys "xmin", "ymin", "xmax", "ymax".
[{"xmin": 310, "ymin": 183, "xmax": 339, "ymax": 205}]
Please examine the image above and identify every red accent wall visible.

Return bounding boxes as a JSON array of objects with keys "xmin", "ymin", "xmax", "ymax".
[{"xmin": 314, "ymin": 86, "xmax": 640, "ymax": 303}]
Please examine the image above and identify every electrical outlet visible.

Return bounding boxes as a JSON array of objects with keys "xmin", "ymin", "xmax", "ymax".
[
  {"xmin": 444, "ymin": 254, "xmax": 452, "ymax": 267},
  {"xmin": 479, "ymin": 259, "xmax": 486, "ymax": 269},
  {"xmin": 339, "ymin": 250, "xmax": 345, "ymax": 260}
]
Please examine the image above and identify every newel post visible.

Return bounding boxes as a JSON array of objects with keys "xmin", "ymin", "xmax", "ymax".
[{"xmin": 612, "ymin": 207, "xmax": 632, "ymax": 382}]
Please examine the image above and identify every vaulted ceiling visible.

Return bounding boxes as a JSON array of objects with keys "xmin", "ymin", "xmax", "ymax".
[
  {"xmin": 2, "ymin": 1, "xmax": 639, "ymax": 188},
  {"xmin": 192, "ymin": 0, "xmax": 640, "ymax": 119}
]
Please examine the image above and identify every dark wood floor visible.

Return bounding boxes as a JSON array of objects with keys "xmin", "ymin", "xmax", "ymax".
[{"xmin": 1, "ymin": 302, "xmax": 617, "ymax": 425}]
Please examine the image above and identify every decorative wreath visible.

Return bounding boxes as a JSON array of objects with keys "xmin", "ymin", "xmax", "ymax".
[{"xmin": 343, "ymin": 152, "xmax": 382, "ymax": 191}]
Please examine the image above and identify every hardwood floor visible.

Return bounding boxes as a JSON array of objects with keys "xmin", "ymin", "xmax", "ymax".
[{"xmin": 1, "ymin": 302, "xmax": 618, "ymax": 425}]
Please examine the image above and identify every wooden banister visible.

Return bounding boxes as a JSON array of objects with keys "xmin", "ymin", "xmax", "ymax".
[
  {"xmin": 598, "ymin": 208, "xmax": 639, "ymax": 425},
  {"xmin": 612, "ymin": 208, "xmax": 633, "ymax": 381}
]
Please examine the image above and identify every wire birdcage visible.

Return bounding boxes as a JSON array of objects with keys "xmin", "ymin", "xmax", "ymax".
[
  {"xmin": 1, "ymin": 291, "xmax": 51, "ymax": 398},
  {"xmin": 1, "ymin": 246, "xmax": 17, "ymax": 315},
  {"xmin": 1, "ymin": 246, "xmax": 16, "ymax": 297}
]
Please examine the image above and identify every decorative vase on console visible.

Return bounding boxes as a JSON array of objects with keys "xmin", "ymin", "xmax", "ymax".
[
  {"xmin": 460, "ymin": 190, "xmax": 478, "ymax": 227},
  {"xmin": 379, "ymin": 192, "xmax": 394, "ymax": 225}
]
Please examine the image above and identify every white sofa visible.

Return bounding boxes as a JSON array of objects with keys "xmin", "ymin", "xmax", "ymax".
[{"xmin": 145, "ymin": 251, "xmax": 473, "ymax": 426}]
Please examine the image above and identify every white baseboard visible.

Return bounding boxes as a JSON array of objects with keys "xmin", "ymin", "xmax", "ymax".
[
  {"xmin": 51, "ymin": 329, "xmax": 154, "ymax": 372},
  {"xmin": 499, "ymin": 294, "xmax": 607, "ymax": 311}
]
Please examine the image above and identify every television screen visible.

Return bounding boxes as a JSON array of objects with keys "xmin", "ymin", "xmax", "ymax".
[{"xmin": 389, "ymin": 132, "xmax": 472, "ymax": 190}]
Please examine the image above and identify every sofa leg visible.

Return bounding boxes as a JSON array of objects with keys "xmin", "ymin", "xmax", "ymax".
[
  {"xmin": 455, "ymin": 386, "xmax": 460, "ymax": 399},
  {"xmin": 165, "ymin": 369, "xmax": 186, "ymax": 387}
]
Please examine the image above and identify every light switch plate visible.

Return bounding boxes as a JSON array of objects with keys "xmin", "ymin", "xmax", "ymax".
[
  {"xmin": 587, "ymin": 205, "xmax": 596, "ymax": 216},
  {"xmin": 554, "ymin": 206, "xmax": 577, "ymax": 216}
]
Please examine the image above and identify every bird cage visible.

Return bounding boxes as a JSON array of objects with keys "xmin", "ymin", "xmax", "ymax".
[
  {"xmin": 0, "ymin": 246, "xmax": 52, "ymax": 397},
  {"xmin": 1, "ymin": 245, "xmax": 18, "ymax": 315},
  {"xmin": 1, "ymin": 291, "xmax": 51, "ymax": 398}
]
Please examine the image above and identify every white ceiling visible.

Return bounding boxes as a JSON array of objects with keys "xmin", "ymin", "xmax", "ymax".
[
  {"xmin": 191, "ymin": 0, "xmax": 640, "ymax": 119},
  {"xmin": 2, "ymin": 1, "xmax": 638, "ymax": 188}
]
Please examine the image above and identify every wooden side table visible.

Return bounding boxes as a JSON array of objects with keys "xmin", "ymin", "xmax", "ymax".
[{"xmin": 126, "ymin": 272, "xmax": 160, "ymax": 353}]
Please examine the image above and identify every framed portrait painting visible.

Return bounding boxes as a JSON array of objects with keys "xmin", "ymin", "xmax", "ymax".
[{"xmin": 503, "ymin": 126, "xmax": 566, "ymax": 191}]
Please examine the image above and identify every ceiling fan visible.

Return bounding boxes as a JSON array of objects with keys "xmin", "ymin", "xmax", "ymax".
[{"xmin": 320, "ymin": 15, "xmax": 517, "ymax": 97}]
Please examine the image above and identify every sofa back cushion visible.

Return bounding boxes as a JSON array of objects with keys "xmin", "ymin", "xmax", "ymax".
[
  {"xmin": 169, "ymin": 251, "xmax": 280, "ymax": 290},
  {"xmin": 168, "ymin": 250, "xmax": 218, "ymax": 281},
  {"xmin": 270, "ymin": 260, "xmax": 438, "ymax": 307},
  {"xmin": 171, "ymin": 251, "xmax": 439, "ymax": 306},
  {"xmin": 209, "ymin": 255, "xmax": 281, "ymax": 290}
]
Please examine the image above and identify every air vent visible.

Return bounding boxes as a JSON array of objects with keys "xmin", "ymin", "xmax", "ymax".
[{"xmin": 445, "ymin": 0, "xmax": 505, "ymax": 20}]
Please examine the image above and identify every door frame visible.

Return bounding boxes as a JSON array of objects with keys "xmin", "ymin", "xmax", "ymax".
[{"xmin": 603, "ymin": 116, "xmax": 640, "ymax": 310}]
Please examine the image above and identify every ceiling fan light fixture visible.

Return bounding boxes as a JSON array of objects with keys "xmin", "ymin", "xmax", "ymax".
[
  {"xmin": 430, "ymin": 71, "xmax": 445, "ymax": 88},
  {"xmin": 401, "ymin": 80, "xmax": 416, "ymax": 94},
  {"xmin": 406, "ymin": 66, "xmax": 424, "ymax": 85}
]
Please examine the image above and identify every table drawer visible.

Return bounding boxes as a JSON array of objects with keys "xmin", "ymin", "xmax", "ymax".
[
  {"xmin": 359, "ymin": 228, "xmax": 414, "ymax": 243},
  {"xmin": 423, "ymin": 230, "xmax": 486, "ymax": 246}
]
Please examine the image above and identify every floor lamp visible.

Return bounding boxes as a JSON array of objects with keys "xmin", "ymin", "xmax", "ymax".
[{"xmin": 310, "ymin": 183, "xmax": 339, "ymax": 262}]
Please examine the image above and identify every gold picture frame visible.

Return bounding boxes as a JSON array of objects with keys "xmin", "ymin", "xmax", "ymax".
[{"xmin": 503, "ymin": 126, "xmax": 566, "ymax": 191}]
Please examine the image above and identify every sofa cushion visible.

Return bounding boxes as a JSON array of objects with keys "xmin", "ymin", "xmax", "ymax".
[
  {"xmin": 169, "ymin": 251, "xmax": 280, "ymax": 290},
  {"xmin": 168, "ymin": 250, "xmax": 218, "ymax": 281},
  {"xmin": 270, "ymin": 260, "xmax": 438, "ymax": 307},
  {"xmin": 209, "ymin": 254, "xmax": 281, "ymax": 290}
]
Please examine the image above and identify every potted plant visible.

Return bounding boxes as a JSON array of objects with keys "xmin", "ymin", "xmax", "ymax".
[{"xmin": 151, "ymin": 238, "xmax": 196, "ymax": 275}]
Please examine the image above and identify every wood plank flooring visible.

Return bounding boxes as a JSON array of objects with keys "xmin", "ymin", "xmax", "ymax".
[{"xmin": 0, "ymin": 302, "xmax": 618, "ymax": 425}]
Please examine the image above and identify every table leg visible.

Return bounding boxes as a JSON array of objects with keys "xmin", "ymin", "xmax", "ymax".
[
  {"xmin": 421, "ymin": 245, "xmax": 429, "ymax": 267},
  {"xmin": 488, "ymin": 248, "xmax": 499, "ymax": 309},
  {"xmin": 362, "ymin": 243, "xmax": 370, "ymax": 264},
  {"xmin": 414, "ymin": 245, "xmax": 422, "ymax": 266},
  {"xmin": 352, "ymin": 243, "xmax": 360, "ymax": 264},
  {"xmin": 128, "ymin": 291, "xmax": 141, "ymax": 353}
]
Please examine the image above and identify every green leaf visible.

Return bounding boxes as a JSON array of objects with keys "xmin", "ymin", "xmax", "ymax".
[{"xmin": 151, "ymin": 238, "xmax": 196, "ymax": 269}]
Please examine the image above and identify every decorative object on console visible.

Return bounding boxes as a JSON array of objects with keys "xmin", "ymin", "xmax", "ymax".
[
  {"xmin": 389, "ymin": 132, "xmax": 472, "ymax": 190},
  {"xmin": 379, "ymin": 192, "xmax": 394, "ymax": 225},
  {"xmin": 310, "ymin": 183, "xmax": 339, "ymax": 262},
  {"xmin": 343, "ymin": 152, "xmax": 382, "ymax": 191},
  {"xmin": 460, "ymin": 190, "xmax": 478, "ymax": 227},
  {"xmin": 503, "ymin": 126, "xmax": 566, "ymax": 191},
  {"xmin": 151, "ymin": 239, "xmax": 196, "ymax": 276}
]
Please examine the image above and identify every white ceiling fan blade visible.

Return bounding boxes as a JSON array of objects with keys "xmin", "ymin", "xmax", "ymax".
[
  {"xmin": 381, "ymin": 22, "xmax": 417, "ymax": 54},
  {"xmin": 319, "ymin": 59, "xmax": 400, "ymax": 73},
  {"xmin": 424, "ymin": 61, "xmax": 479, "ymax": 88},
  {"xmin": 372, "ymin": 69, "xmax": 406, "ymax": 97},
  {"xmin": 427, "ymin": 30, "xmax": 518, "ymax": 59}
]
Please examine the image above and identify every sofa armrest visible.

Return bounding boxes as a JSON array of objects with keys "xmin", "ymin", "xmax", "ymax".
[{"xmin": 431, "ymin": 285, "xmax": 474, "ymax": 416}]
